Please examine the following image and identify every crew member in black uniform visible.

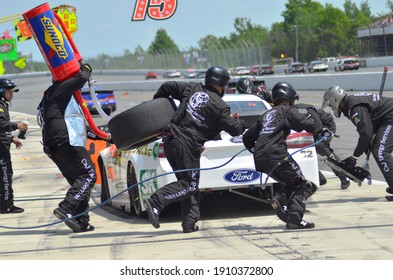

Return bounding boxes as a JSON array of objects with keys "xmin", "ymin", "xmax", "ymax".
[
  {"xmin": 243, "ymin": 82, "xmax": 324, "ymax": 229},
  {"xmin": 144, "ymin": 66, "xmax": 247, "ymax": 233},
  {"xmin": 0, "ymin": 78, "xmax": 28, "ymax": 214},
  {"xmin": 322, "ymin": 85, "xmax": 393, "ymax": 200},
  {"xmin": 38, "ymin": 64, "xmax": 100, "ymax": 232},
  {"xmin": 294, "ymin": 103, "xmax": 350, "ymax": 189},
  {"xmin": 236, "ymin": 77, "xmax": 273, "ymax": 104}
]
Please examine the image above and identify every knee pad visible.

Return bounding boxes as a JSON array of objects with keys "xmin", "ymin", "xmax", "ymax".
[{"xmin": 294, "ymin": 180, "xmax": 317, "ymax": 198}]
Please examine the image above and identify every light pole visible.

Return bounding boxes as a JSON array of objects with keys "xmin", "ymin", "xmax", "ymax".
[
  {"xmin": 294, "ymin": 25, "xmax": 300, "ymax": 61},
  {"xmin": 383, "ymin": 23, "xmax": 388, "ymax": 56}
]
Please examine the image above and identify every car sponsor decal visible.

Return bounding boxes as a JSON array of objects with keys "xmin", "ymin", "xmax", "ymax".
[
  {"xmin": 139, "ymin": 169, "xmax": 158, "ymax": 200},
  {"xmin": 230, "ymin": 135, "xmax": 243, "ymax": 143},
  {"xmin": 351, "ymin": 112, "xmax": 361, "ymax": 126},
  {"xmin": 133, "ymin": 145, "xmax": 152, "ymax": 156},
  {"xmin": 152, "ymin": 142, "xmax": 160, "ymax": 160},
  {"xmin": 224, "ymin": 169, "xmax": 260, "ymax": 183}
]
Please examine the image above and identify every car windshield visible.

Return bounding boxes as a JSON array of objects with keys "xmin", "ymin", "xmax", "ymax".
[
  {"xmin": 226, "ymin": 100, "xmax": 268, "ymax": 116},
  {"xmin": 226, "ymin": 99, "xmax": 268, "ymax": 127}
]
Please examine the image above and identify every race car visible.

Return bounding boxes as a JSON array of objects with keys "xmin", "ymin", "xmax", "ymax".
[
  {"xmin": 81, "ymin": 86, "xmax": 117, "ymax": 116},
  {"xmin": 96, "ymin": 94, "xmax": 319, "ymax": 216}
]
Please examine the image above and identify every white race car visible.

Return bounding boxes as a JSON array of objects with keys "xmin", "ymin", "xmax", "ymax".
[{"xmin": 97, "ymin": 94, "xmax": 319, "ymax": 216}]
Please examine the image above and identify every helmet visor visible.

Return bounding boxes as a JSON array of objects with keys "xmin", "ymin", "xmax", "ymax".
[{"xmin": 7, "ymin": 86, "xmax": 19, "ymax": 92}]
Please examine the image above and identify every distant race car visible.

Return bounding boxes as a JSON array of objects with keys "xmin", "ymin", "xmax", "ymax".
[
  {"xmin": 96, "ymin": 94, "xmax": 319, "ymax": 216},
  {"xmin": 163, "ymin": 70, "xmax": 181, "ymax": 78},
  {"xmin": 307, "ymin": 60, "xmax": 328, "ymax": 73},
  {"xmin": 145, "ymin": 70, "xmax": 157, "ymax": 79},
  {"xmin": 285, "ymin": 62, "xmax": 305, "ymax": 74},
  {"xmin": 334, "ymin": 58, "xmax": 360, "ymax": 71},
  {"xmin": 81, "ymin": 87, "xmax": 117, "ymax": 116}
]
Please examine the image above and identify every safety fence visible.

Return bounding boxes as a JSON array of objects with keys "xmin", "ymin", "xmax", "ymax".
[{"xmin": 2, "ymin": 41, "xmax": 272, "ymax": 74}]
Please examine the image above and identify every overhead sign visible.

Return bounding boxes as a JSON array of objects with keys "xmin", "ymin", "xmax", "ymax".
[
  {"xmin": 52, "ymin": 5, "xmax": 78, "ymax": 37},
  {"xmin": 14, "ymin": 18, "xmax": 32, "ymax": 42},
  {"xmin": 0, "ymin": 38, "xmax": 17, "ymax": 61}
]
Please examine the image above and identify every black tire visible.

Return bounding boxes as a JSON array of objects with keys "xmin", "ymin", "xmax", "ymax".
[
  {"xmin": 127, "ymin": 163, "xmax": 146, "ymax": 218},
  {"xmin": 108, "ymin": 97, "xmax": 176, "ymax": 150},
  {"xmin": 103, "ymin": 108, "xmax": 112, "ymax": 116},
  {"xmin": 99, "ymin": 158, "xmax": 112, "ymax": 206}
]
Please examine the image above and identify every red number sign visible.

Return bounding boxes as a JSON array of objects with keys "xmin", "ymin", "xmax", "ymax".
[{"xmin": 132, "ymin": 0, "xmax": 177, "ymax": 21}]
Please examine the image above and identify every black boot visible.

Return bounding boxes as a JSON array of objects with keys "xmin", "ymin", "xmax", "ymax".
[
  {"xmin": 270, "ymin": 193, "xmax": 288, "ymax": 222},
  {"xmin": 286, "ymin": 220, "xmax": 315, "ymax": 229},
  {"xmin": 319, "ymin": 171, "xmax": 327, "ymax": 186},
  {"xmin": 144, "ymin": 198, "xmax": 160, "ymax": 229},
  {"xmin": 339, "ymin": 176, "xmax": 350, "ymax": 189},
  {"xmin": 75, "ymin": 215, "xmax": 95, "ymax": 233},
  {"xmin": 1, "ymin": 205, "xmax": 24, "ymax": 214},
  {"xmin": 53, "ymin": 207, "xmax": 82, "ymax": 232}
]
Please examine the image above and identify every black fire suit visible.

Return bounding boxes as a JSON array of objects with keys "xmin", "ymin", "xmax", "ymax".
[
  {"xmin": 0, "ymin": 100, "xmax": 19, "ymax": 210},
  {"xmin": 295, "ymin": 103, "xmax": 348, "ymax": 183},
  {"xmin": 38, "ymin": 66, "xmax": 96, "ymax": 225},
  {"xmin": 243, "ymin": 104, "xmax": 323, "ymax": 224},
  {"xmin": 149, "ymin": 81, "xmax": 247, "ymax": 230},
  {"xmin": 342, "ymin": 93, "xmax": 393, "ymax": 190}
]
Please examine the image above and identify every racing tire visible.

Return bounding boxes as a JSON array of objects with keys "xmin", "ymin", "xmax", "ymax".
[
  {"xmin": 103, "ymin": 108, "xmax": 112, "ymax": 116},
  {"xmin": 108, "ymin": 97, "xmax": 176, "ymax": 150},
  {"xmin": 127, "ymin": 163, "xmax": 146, "ymax": 218},
  {"xmin": 99, "ymin": 158, "xmax": 112, "ymax": 206}
]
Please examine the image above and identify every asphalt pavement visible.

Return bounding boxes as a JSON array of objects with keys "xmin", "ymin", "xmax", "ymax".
[{"xmin": 1, "ymin": 111, "xmax": 392, "ymax": 263}]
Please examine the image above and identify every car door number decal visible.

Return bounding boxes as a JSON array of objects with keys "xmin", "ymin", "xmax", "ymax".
[{"xmin": 300, "ymin": 150, "xmax": 313, "ymax": 158}]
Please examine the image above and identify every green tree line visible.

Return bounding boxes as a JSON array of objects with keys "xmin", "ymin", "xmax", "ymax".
[{"xmin": 132, "ymin": 0, "xmax": 393, "ymax": 63}]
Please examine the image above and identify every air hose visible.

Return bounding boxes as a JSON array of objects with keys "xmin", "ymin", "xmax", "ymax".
[{"xmin": 0, "ymin": 135, "xmax": 329, "ymax": 230}]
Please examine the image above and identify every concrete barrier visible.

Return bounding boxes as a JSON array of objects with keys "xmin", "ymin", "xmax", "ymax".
[
  {"xmin": 3, "ymin": 69, "xmax": 393, "ymax": 92},
  {"xmin": 93, "ymin": 70, "xmax": 393, "ymax": 92}
]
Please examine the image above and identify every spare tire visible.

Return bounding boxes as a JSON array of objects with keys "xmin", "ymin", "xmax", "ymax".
[{"xmin": 108, "ymin": 97, "xmax": 176, "ymax": 150}]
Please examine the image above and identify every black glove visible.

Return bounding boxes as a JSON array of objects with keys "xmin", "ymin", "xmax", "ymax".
[
  {"xmin": 240, "ymin": 119, "xmax": 248, "ymax": 131},
  {"xmin": 322, "ymin": 128, "xmax": 334, "ymax": 142},
  {"xmin": 81, "ymin": 63, "xmax": 92, "ymax": 74},
  {"xmin": 341, "ymin": 156, "xmax": 357, "ymax": 169}
]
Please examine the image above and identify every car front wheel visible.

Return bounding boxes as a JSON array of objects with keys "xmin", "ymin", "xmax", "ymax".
[
  {"xmin": 99, "ymin": 158, "xmax": 112, "ymax": 206},
  {"xmin": 127, "ymin": 163, "xmax": 146, "ymax": 218}
]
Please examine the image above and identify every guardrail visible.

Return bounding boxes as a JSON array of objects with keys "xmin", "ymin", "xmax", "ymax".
[{"xmin": 3, "ymin": 68, "xmax": 392, "ymax": 92}]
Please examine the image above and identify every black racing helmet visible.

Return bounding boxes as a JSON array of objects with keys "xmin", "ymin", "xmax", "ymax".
[
  {"xmin": 236, "ymin": 77, "xmax": 254, "ymax": 94},
  {"xmin": 205, "ymin": 66, "xmax": 230, "ymax": 88},
  {"xmin": 271, "ymin": 81, "xmax": 298, "ymax": 106},
  {"xmin": 0, "ymin": 78, "xmax": 19, "ymax": 94}
]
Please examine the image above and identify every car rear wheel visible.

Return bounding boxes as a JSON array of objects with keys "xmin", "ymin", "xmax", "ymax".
[
  {"xmin": 108, "ymin": 97, "xmax": 176, "ymax": 150},
  {"xmin": 127, "ymin": 163, "xmax": 146, "ymax": 218}
]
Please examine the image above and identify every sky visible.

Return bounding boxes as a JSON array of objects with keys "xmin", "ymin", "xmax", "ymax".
[{"xmin": 0, "ymin": 0, "xmax": 389, "ymax": 61}]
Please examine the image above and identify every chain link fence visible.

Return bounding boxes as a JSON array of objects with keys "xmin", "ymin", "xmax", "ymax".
[{"xmin": 84, "ymin": 41, "xmax": 272, "ymax": 71}]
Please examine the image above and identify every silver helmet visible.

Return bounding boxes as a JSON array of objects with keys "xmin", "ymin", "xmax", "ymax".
[{"xmin": 322, "ymin": 85, "xmax": 347, "ymax": 117}]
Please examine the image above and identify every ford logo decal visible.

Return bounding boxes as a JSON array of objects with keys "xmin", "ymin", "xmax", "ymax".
[
  {"xmin": 224, "ymin": 169, "xmax": 260, "ymax": 183},
  {"xmin": 230, "ymin": 136, "xmax": 243, "ymax": 143}
]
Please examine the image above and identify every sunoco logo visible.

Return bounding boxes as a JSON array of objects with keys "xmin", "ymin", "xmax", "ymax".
[
  {"xmin": 41, "ymin": 16, "xmax": 68, "ymax": 59},
  {"xmin": 224, "ymin": 169, "xmax": 260, "ymax": 183}
]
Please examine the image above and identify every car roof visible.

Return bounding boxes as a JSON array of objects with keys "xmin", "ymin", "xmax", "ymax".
[
  {"xmin": 223, "ymin": 93, "xmax": 271, "ymax": 107},
  {"xmin": 291, "ymin": 62, "xmax": 304, "ymax": 65}
]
